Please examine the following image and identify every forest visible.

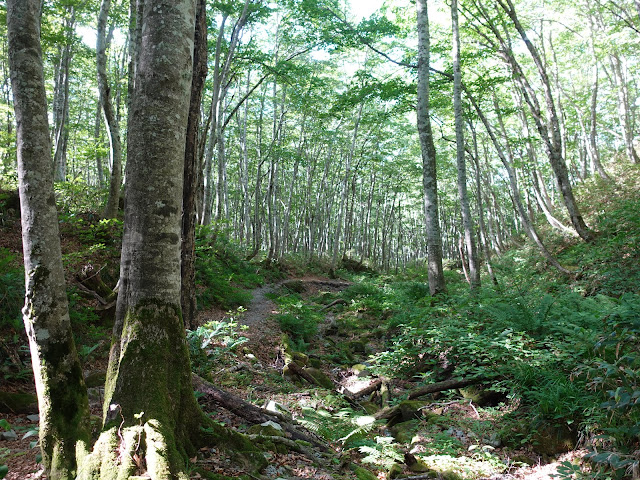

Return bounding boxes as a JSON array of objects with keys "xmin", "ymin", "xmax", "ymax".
[{"xmin": 0, "ymin": 0, "xmax": 639, "ymax": 479}]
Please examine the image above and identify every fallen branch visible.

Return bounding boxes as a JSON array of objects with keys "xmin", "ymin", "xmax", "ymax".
[
  {"xmin": 247, "ymin": 434, "xmax": 325, "ymax": 464},
  {"xmin": 407, "ymin": 376, "xmax": 484, "ymax": 400},
  {"xmin": 285, "ymin": 361, "xmax": 323, "ymax": 387},
  {"xmin": 322, "ymin": 298, "xmax": 348, "ymax": 310},
  {"xmin": 374, "ymin": 377, "xmax": 485, "ymax": 420},
  {"xmin": 192, "ymin": 374, "xmax": 328, "ymax": 451},
  {"xmin": 342, "ymin": 378, "xmax": 383, "ymax": 400}
]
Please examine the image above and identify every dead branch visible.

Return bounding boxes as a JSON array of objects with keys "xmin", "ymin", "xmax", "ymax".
[{"xmin": 192, "ymin": 373, "xmax": 328, "ymax": 451}]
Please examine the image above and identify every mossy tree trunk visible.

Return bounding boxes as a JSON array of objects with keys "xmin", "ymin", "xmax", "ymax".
[
  {"xmin": 7, "ymin": 1, "xmax": 91, "ymax": 478},
  {"xmin": 78, "ymin": 1, "xmax": 202, "ymax": 478}
]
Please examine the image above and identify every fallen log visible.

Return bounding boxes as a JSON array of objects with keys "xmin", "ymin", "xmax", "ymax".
[
  {"xmin": 373, "ymin": 377, "xmax": 485, "ymax": 420},
  {"xmin": 192, "ymin": 374, "xmax": 328, "ymax": 451},
  {"xmin": 407, "ymin": 376, "xmax": 484, "ymax": 400},
  {"xmin": 285, "ymin": 360, "xmax": 322, "ymax": 387},
  {"xmin": 342, "ymin": 378, "xmax": 383, "ymax": 400}
]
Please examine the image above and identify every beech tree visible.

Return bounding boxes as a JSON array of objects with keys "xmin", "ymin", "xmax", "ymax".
[
  {"xmin": 7, "ymin": 0, "xmax": 91, "ymax": 477},
  {"xmin": 78, "ymin": 0, "xmax": 207, "ymax": 477},
  {"xmin": 416, "ymin": 0, "xmax": 446, "ymax": 295},
  {"xmin": 8, "ymin": 1, "xmax": 261, "ymax": 479},
  {"xmin": 97, "ymin": 0, "xmax": 123, "ymax": 219}
]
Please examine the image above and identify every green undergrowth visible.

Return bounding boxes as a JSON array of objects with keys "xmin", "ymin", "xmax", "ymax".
[
  {"xmin": 195, "ymin": 226, "xmax": 266, "ymax": 310},
  {"xmin": 269, "ymin": 290, "xmax": 324, "ymax": 349}
]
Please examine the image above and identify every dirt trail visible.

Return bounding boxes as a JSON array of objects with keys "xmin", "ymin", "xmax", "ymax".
[{"xmin": 239, "ymin": 277, "xmax": 351, "ymax": 327}]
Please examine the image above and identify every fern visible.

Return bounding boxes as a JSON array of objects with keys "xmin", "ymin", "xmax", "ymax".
[{"xmin": 359, "ymin": 436, "xmax": 404, "ymax": 469}]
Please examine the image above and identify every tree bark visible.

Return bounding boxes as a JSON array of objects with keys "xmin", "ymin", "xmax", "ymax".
[
  {"xmin": 416, "ymin": 0, "xmax": 446, "ymax": 295},
  {"xmin": 495, "ymin": 0, "xmax": 593, "ymax": 242},
  {"xmin": 79, "ymin": 2, "xmax": 203, "ymax": 478},
  {"xmin": 7, "ymin": 1, "xmax": 91, "ymax": 477},
  {"xmin": 97, "ymin": 0, "xmax": 123, "ymax": 219},
  {"xmin": 52, "ymin": 7, "xmax": 75, "ymax": 183},
  {"xmin": 181, "ymin": 0, "xmax": 207, "ymax": 330},
  {"xmin": 467, "ymin": 89, "xmax": 571, "ymax": 275},
  {"xmin": 451, "ymin": 0, "xmax": 480, "ymax": 289}
]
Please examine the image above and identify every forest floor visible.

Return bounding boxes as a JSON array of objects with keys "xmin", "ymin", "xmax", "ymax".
[
  {"xmin": 1, "ymin": 275, "xmax": 578, "ymax": 480},
  {"xmin": 181, "ymin": 277, "xmax": 578, "ymax": 480}
]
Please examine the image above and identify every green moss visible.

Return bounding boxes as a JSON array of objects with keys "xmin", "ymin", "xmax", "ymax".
[
  {"xmin": 0, "ymin": 391, "xmax": 37, "ymax": 413},
  {"xmin": 350, "ymin": 464, "xmax": 378, "ymax": 480}
]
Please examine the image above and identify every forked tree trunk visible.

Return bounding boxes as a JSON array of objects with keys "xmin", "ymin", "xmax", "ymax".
[{"xmin": 7, "ymin": 1, "xmax": 91, "ymax": 478}]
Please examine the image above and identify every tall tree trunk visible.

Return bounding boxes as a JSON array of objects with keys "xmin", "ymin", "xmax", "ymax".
[
  {"xmin": 609, "ymin": 52, "xmax": 639, "ymax": 164},
  {"xmin": 495, "ymin": 0, "xmax": 593, "ymax": 242},
  {"xmin": 332, "ymin": 103, "xmax": 362, "ymax": 272},
  {"xmin": 52, "ymin": 8, "xmax": 74, "ymax": 183},
  {"xmin": 416, "ymin": 0, "xmax": 446, "ymax": 295},
  {"xmin": 467, "ymin": 90, "xmax": 570, "ymax": 275},
  {"xmin": 451, "ymin": 0, "xmax": 479, "ymax": 289},
  {"xmin": 93, "ymin": 102, "xmax": 104, "ymax": 187},
  {"xmin": 181, "ymin": 0, "xmax": 207, "ymax": 330},
  {"xmin": 468, "ymin": 122, "xmax": 498, "ymax": 286},
  {"xmin": 98, "ymin": 0, "xmax": 123, "ymax": 219},
  {"xmin": 7, "ymin": 1, "xmax": 91, "ymax": 477},
  {"xmin": 202, "ymin": 15, "xmax": 227, "ymax": 226},
  {"xmin": 79, "ymin": 2, "xmax": 209, "ymax": 477}
]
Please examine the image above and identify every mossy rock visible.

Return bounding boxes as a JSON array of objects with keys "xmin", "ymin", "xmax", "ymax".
[
  {"xmin": 398, "ymin": 400, "xmax": 431, "ymax": 422},
  {"xmin": 512, "ymin": 454, "xmax": 536, "ymax": 466},
  {"xmin": 291, "ymin": 351, "xmax": 309, "ymax": 366},
  {"xmin": 408, "ymin": 459, "xmax": 431, "ymax": 473},
  {"xmin": 459, "ymin": 386, "xmax": 507, "ymax": 407},
  {"xmin": 349, "ymin": 463, "xmax": 378, "ymax": 480},
  {"xmin": 247, "ymin": 422, "xmax": 285, "ymax": 438},
  {"xmin": 200, "ymin": 421, "xmax": 268, "ymax": 472},
  {"xmin": 360, "ymin": 401, "xmax": 379, "ymax": 415},
  {"xmin": 347, "ymin": 340, "xmax": 367, "ymax": 354},
  {"xmin": 532, "ymin": 424, "xmax": 577, "ymax": 456},
  {"xmin": 0, "ymin": 391, "xmax": 37, "ymax": 414},
  {"xmin": 305, "ymin": 367, "xmax": 335, "ymax": 389},
  {"xmin": 390, "ymin": 419, "xmax": 421, "ymax": 443},
  {"xmin": 388, "ymin": 463, "xmax": 404, "ymax": 478},
  {"xmin": 352, "ymin": 363, "xmax": 370, "ymax": 377},
  {"xmin": 308, "ymin": 356, "xmax": 323, "ymax": 369},
  {"xmin": 441, "ymin": 471, "xmax": 464, "ymax": 480}
]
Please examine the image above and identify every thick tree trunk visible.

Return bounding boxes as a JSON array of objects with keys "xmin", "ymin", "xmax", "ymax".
[
  {"xmin": 80, "ymin": 2, "xmax": 202, "ymax": 478},
  {"xmin": 416, "ymin": 0, "xmax": 446, "ymax": 295},
  {"xmin": 7, "ymin": 2, "xmax": 91, "ymax": 478},
  {"xmin": 98, "ymin": 0, "xmax": 123, "ymax": 219},
  {"xmin": 181, "ymin": 0, "xmax": 207, "ymax": 330}
]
